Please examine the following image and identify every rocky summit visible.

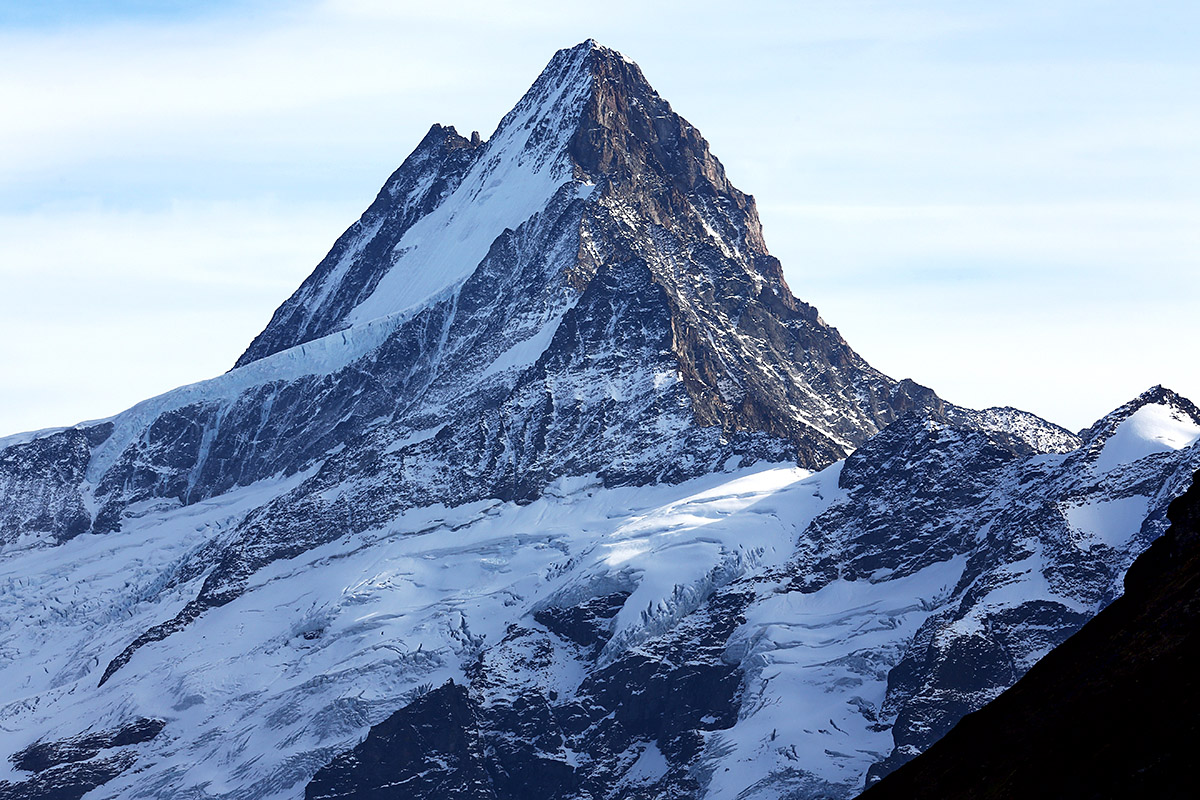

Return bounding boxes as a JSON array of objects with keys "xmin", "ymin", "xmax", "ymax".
[{"xmin": 0, "ymin": 40, "xmax": 1197, "ymax": 800}]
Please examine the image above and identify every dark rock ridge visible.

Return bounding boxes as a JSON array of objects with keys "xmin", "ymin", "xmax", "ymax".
[
  {"xmin": 304, "ymin": 682, "xmax": 494, "ymax": 800},
  {"xmin": 0, "ymin": 758, "xmax": 132, "ymax": 800},
  {"xmin": 0, "ymin": 719, "xmax": 163, "ymax": 800},
  {"xmin": 11, "ymin": 718, "xmax": 164, "ymax": 773},
  {"xmin": 860, "ymin": 467, "xmax": 1200, "ymax": 800},
  {"xmin": 0, "ymin": 424, "xmax": 111, "ymax": 544}
]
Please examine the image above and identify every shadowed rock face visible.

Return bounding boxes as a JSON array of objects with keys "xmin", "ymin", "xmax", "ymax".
[
  {"xmin": 860, "ymin": 468, "xmax": 1200, "ymax": 800},
  {"xmin": 304, "ymin": 591, "xmax": 752, "ymax": 800},
  {"xmin": 305, "ymin": 682, "xmax": 495, "ymax": 800},
  {"xmin": 0, "ymin": 424, "xmax": 111, "ymax": 543}
]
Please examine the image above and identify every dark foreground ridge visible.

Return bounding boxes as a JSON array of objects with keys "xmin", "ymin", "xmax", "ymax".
[{"xmin": 861, "ymin": 468, "xmax": 1200, "ymax": 800}]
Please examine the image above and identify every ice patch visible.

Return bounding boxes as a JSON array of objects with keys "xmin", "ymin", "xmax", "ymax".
[
  {"xmin": 481, "ymin": 313, "xmax": 566, "ymax": 378},
  {"xmin": 709, "ymin": 555, "xmax": 968, "ymax": 796},
  {"xmin": 383, "ymin": 425, "xmax": 445, "ymax": 454}
]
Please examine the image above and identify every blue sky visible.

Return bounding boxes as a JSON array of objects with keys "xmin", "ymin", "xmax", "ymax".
[
  {"xmin": 0, "ymin": 0, "xmax": 256, "ymax": 26},
  {"xmin": 1, "ymin": 0, "xmax": 1197, "ymax": 435}
]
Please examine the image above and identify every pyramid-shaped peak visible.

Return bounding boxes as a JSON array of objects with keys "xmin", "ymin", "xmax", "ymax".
[
  {"xmin": 506, "ymin": 39, "xmax": 676, "ymax": 132},
  {"xmin": 234, "ymin": 39, "xmax": 757, "ymax": 368}
]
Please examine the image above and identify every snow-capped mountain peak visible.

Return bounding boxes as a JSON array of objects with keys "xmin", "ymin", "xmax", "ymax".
[
  {"xmin": 1, "ymin": 41, "xmax": 1197, "ymax": 800},
  {"xmin": 234, "ymin": 42, "xmax": 602, "ymax": 368}
]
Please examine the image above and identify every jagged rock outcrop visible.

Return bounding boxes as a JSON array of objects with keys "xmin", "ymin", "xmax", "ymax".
[
  {"xmin": 305, "ymin": 682, "xmax": 494, "ymax": 800},
  {"xmin": 305, "ymin": 590, "xmax": 752, "ymax": 800},
  {"xmin": 0, "ymin": 719, "xmax": 163, "ymax": 800},
  {"xmin": 856, "ymin": 388, "xmax": 1200, "ymax": 785}
]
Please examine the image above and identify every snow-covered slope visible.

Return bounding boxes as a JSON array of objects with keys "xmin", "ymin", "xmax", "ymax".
[
  {"xmin": 0, "ymin": 465, "xmax": 830, "ymax": 797},
  {"xmin": 4, "ymin": 392, "xmax": 1195, "ymax": 800},
  {"xmin": 1086, "ymin": 387, "xmax": 1200, "ymax": 473},
  {"xmin": 0, "ymin": 40, "xmax": 1196, "ymax": 800},
  {"xmin": 0, "ymin": 382, "xmax": 1190, "ymax": 798}
]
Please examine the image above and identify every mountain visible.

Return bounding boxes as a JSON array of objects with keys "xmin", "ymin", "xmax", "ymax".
[
  {"xmin": 0, "ymin": 40, "xmax": 1196, "ymax": 800},
  {"xmin": 1, "ymin": 40, "xmax": 970, "ymax": 552},
  {"xmin": 860, "ymin": 465, "xmax": 1200, "ymax": 799}
]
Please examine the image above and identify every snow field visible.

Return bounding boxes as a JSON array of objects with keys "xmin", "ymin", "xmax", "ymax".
[{"xmin": 0, "ymin": 463, "xmax": 825, "ymax": 798}]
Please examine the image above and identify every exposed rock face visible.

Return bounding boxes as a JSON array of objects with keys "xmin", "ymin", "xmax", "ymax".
[
  {"xmin": 0, "ymin": 39, "xmax": 1196, "ymax": 800},
  {"xmin": 0, "ymin": 425, "xmax": 110, "ymax": 543},
  {"xmin": 11, "ymin": 719, "xmax": 164, "ymax": 774},
  {"xmin": 305, "ymin": 682, "xmax": 494, "ymax": 800},
  {"xmin": 306, "ymin": 591, "xmax": 752, "ymax": 800},
  {"xmin": 860, "ymin": 467, "xmax": 1200, "ymax": 800},
  {"xmin": 0, "ymin": 719, "xmax": 163, "ymax": 800}
]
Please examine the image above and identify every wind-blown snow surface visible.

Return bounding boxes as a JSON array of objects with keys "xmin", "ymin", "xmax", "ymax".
[{"xmin": 1091, "ymin": 401, "xmax": 1200, "ymax": 474}]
